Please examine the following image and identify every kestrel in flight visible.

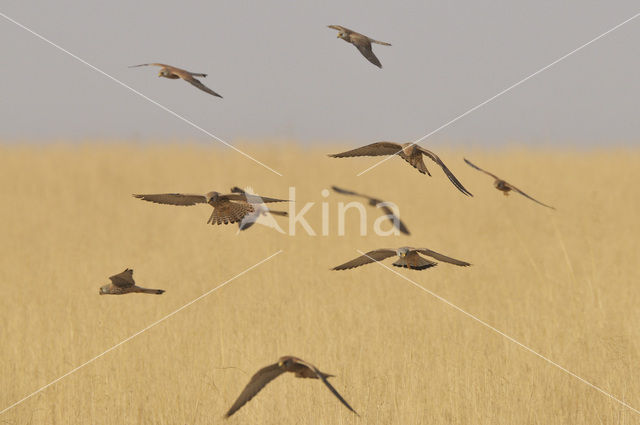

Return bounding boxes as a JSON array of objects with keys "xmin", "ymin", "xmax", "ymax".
[
  {"xmin": 329, "ymin": 142, "xmax": 473, "ymax": 196},
  {"xmin": 224, "ymin": 356, "xmax": 358, "ymax": 418},
  {"xmin": 129, "ymin": 63, "xmax": 223, "ymax": 98},
  {"xmin": 99, "ymin": 269, "xmax": 165, "ymax": 295},
  {"xmin": 332, "ymin": 247, "xmax": 471, "ymax": 271},
  {"xmin": 464, "ymin": 158, "xmax": 555, "ymax": 209},
  {"xmin": 132, "ymin": 191, "xmax": 288, "ymax": 225},
  {"xmin": 331, "ymin": 185, "xmax": 410, "ymax": 235},
  {"xmin": 230, "ymin": 187, "xmax": 288, "ymax": 231},
  {"xmin": 328, "ymin": 25, "xmax": 391, "ymax": 68}
]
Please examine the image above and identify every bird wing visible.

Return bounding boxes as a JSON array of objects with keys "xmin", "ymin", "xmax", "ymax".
[
  {"xmin": 128, "ymin": 63, "xmax": 172, "ymax": 69},
  {"xmin": 250, "ymin": 196, "xmax": 289, "ymax": 203},
  {"xmin": 463, "ymin": 158, "xmax": 501, "ymax": 180},
  {"xmin": 292, "ymin": 359, "xmax": 359, "ymax": 416},
  {"xmin": 109, "ymin": 269, "xmax": 135, "ymax": 288},
  {"xmin": 269, "ymin": 210, "xmax": 288, "ymax": 217},
  {"xmin": 376, "ymin": 203, "xmax": 410, "ymax": 235},
  {"xmin": 329, "ymin": 142, "xmax": 402, "ymax": 158},
  {"xmin": 231, "ymin": 189, "xmax": 262, "ymax": 205},
  {"xmin": 224, "ymin": 363, "xmax": 286, "ymax": 418},
  {"xmin": 237, "ymin": 215, "xmax": 258, "ymax": 231},
  {"xmin": 332, "ymin": 249, "xmax": 397, "ymax": 270},
  {"xmin": 183, "ymin": 75, "xmax": 223, "ymax": 98},
  {"xmin": 369, "ymin": 37, "xmax": 391, "ymax": 46},
  {"xmin": 413, "ymin": 248, "xmax": 471, "ymax": 266},
  {"xmin": 353, "ymin": 40, "xmax": 382, "ymax": 68},
  {"xmin": 327, "ymin": 25, "xmax": 351, "ymax": 33},
  {"xmin": 330, "ymin": 185, "xmax": 364, "ymax": 198},
  {"xmin": 417, "ymin": 148, "xmax": 473, "ymax": 196},
  {"xmin": 208, "ymin": 201, "xmax": 254, "ymax": 225},
  {"xmin": 221, "ymin": 193, "xmax": 288, "ymax": 204},
  {"xmin": 132, "ymin": 193, "xmax": 207, "ymax": 206},
  {"xmin": 507, "ymin": 184, "xmax": 556, "ymax": 210}
]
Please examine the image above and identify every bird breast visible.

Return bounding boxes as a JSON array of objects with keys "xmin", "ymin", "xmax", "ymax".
[{"xmin": 400, "ymin": 143, "xmax": 415, "ymax": 156}]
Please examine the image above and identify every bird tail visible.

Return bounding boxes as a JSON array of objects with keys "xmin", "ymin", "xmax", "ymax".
[
  {"xmin": 139, "ymin": 287, "xmax": 165, "ymax": 295},
  {"xmin": 371, "ymin": 39, "xmax": 391, "ymax": 46}
]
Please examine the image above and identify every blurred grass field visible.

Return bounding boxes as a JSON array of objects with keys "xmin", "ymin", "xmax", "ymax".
[{"xmin": 0, "ymin": 143, "xmax": 639, "ymax": 424}]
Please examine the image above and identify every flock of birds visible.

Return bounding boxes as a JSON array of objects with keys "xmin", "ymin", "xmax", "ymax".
[{"xmin": 97, "ymin": 25, "xmax": 556, "ymax": 419}]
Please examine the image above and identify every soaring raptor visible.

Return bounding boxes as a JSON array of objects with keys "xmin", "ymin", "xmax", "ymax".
[
  {"xmin": 331, "ymin": 185, "xmax": 410, "ymax": 235},
  {"xmin": 129, "ymin": 63, "xmax": 223, "ymax": 98},
  {"xmin": 332, "ymin": 247, "xmax": 471, "ymax": 271},
  {"xmin": 99, "ymin": 269, "xmax": 165, "ymax": 295},
  {"xmin": 225, "ymin": 356, "xmax": 358, "ymax": 418},
  {"xmin": 329, "ymin": 142, "xmax": 473, "ymax": 196},
  {"xmin": 327, "ymin": 25, "xmax": 391, "ymax": 68},
  {"xmin": 133, "ymin": 191, "xmax": 288, "ymax": 225},
  {"xmin": 464, "ymin": 158, "xmax": 555, "ymax": 209}
]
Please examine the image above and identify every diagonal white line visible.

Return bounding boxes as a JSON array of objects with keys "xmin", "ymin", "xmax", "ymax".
[
  {"xmin": 0, "ymin": 250, "xmax": 283, "ymax": 416},
  {"xmin": 357, "ymin": 11, "xmax": 640, "ymax": 177},
  {"xmin": 0, "ymin": 12, "xmax": 283, "ymax": 177},
  {"xmin": 356, "ymin": 249, "xmax": 640, "ymax": 415}
]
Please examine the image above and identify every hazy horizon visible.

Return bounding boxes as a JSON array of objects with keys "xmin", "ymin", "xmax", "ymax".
[{"xmin": 1, "ymin": 0, "xmax": 639, "ymax": 147}]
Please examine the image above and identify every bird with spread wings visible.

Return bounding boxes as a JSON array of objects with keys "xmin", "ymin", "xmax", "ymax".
[
  {"xmin": 331, "ymin": 185, "xmax": 410, "ymax": 235},
  {"xmin": 129, "ymin": 63, "xmax": 223, "ymax": 98},
  {"xmin": 225, "ymin": 356, "xmax": 358, "ymax": 418},
  {"xmin": 99, "ymin": 269, "xmax": 165, "ymax": 295},
  {"xmin": 329, "ymin": 142, "xmax": 473, "ymax": 196},
  {"xmin": 332, "ymin": 247, "xmax": 471, "ymax": 271},
  {"xmin": 327, "ymin": 25, "xmax": 391, "ymax": 68},
  {"xmin": 464, "ymin": 158, "xmax": 555, "ymax": 209},
  {"xmin": 132, "ymin": 191, "xmax": 288, "ymax": 225}
]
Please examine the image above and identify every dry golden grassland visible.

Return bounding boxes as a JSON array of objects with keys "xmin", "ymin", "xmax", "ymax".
[{"xmin": 0, "ymin": 143, "xmax": 639, "ymax": 424}]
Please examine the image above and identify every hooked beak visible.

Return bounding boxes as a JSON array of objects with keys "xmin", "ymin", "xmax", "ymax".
[
  {"xmin": 157, "ymin": 72, "xmax": 162, "ymax": 77},
  {"xmin": 336, "ymin": 34, "xmax": 341, "ymax": 38}
]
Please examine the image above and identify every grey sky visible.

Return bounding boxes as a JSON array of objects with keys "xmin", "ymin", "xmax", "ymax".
[{"xmin": 1, "ymin": 1, "xmax": 639, "ymax": 146}]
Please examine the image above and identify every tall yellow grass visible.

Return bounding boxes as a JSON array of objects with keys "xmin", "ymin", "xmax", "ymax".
[{"xmin": 0, "ymin": 144, "xmax": 639, "ymax": 424}]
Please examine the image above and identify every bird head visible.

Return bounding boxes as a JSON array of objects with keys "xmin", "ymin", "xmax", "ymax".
[
  {"xmin": 278, "ymin": 356, "xmax": 293, "ymax": 368},
  {"xmin": 205, "ymin": 191, "xmax": 219, "ymax": 203},
  {"xmin": 158, "ymin": 69, "xmax": 170, "ymax": 78},
  {"xmin": 99, "ymin": 285, "xmax": 108, "ymax": 295},
  {"xmin": 397, "ymin": 247, "xmax": 410, "ymax": 257}
]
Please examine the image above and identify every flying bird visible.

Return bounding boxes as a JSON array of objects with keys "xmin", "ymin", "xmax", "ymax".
[
  {"xmin": 129, "ymin": 63, "xmax": 223, "ymax": 98},
  {"xmin": 225, "ymin": 356, "xmax": 358, "ymax": 418},
  {"xmin": 464, "ymin": 158, "xmax": 555, "ymax": 209},
  {"xmin": 329, "ymin": 142, "xmax": 473, "ymax": 196},
  {"xmin": 332, "ymin": 247, "xmax": 471, "ymax": 271},
  {"xmin": 132, "ymin": 191, "xmax": 288, "ymax": 225},
  {"xmin": 327, "ymin": 25, "xmax": 391, "ymax": 68},
  {"xmin": 230, "ymin": 187, "xmax": 288, "ymax": 231},
  {"xmin": 99, "ymin": 269, "xmax": 165, "ymax": 295},
  {"xmin": 331, "ymin": 186, "xmax": 410, "ymax": 235}
]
